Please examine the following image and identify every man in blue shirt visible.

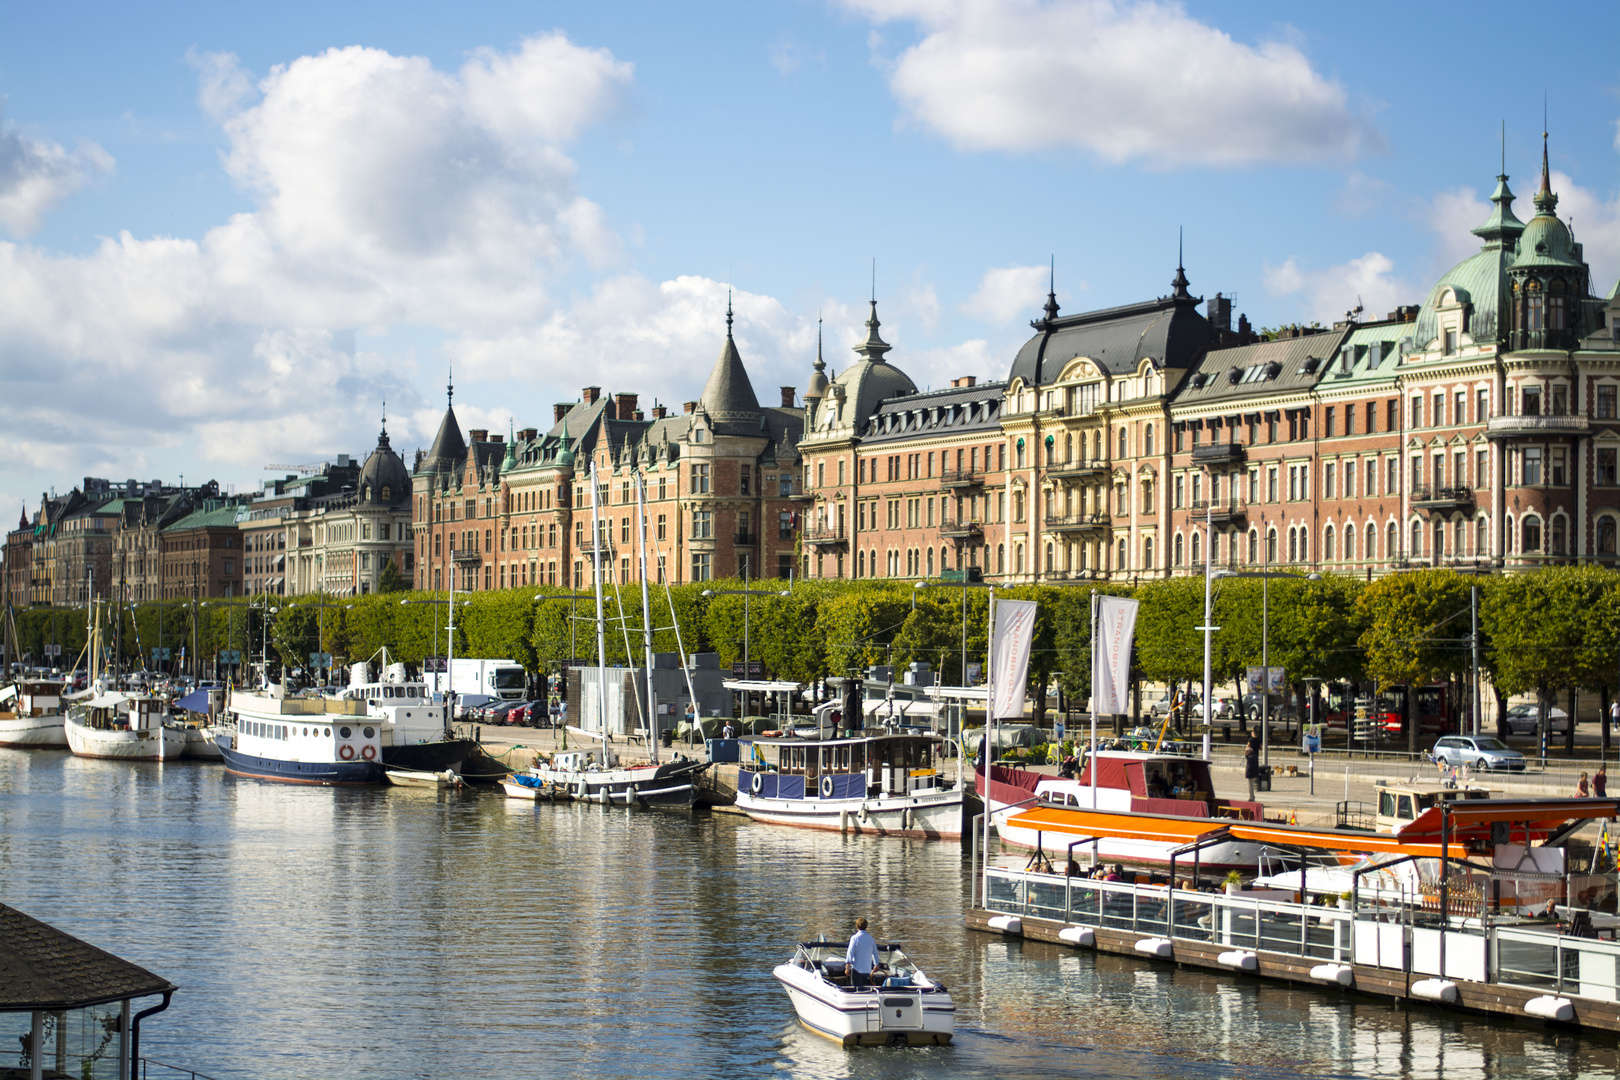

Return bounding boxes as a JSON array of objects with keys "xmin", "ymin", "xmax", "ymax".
[{"xmin": 846, "ymin": 917, "xmax": 879, "ymax": 988}]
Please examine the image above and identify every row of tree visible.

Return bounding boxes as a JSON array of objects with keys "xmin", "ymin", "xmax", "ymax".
[{"xmin": 11, "ymin": 568, "xmax": 1620, "ymax": 746}]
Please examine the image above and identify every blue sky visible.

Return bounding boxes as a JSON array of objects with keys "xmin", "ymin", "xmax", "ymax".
[{"xmin": 1, "ymin": 1, "xmax": 1618, "ymax": 520}]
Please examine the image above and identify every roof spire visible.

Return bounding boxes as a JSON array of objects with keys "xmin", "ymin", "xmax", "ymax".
[
  {"xmin": 1043, "ymin": 255, "xmax": 1060, "ymax": 322},
  {"xmin": 446, "ymin": 366, "xmax": 454, "ymax": 408},
  {"xmin": 381, "ymin": 399, "xmax": 387, "ymax": 439},
  {"xmin": 1534, "ymin": 118, "xmax": 1558, "ymax": 215},
  {"xmin": 726, "ymin": 290, "xmax": 734, "ymax": 340},
  {"xmin": 1170, "ymin": 227, "xmax": 1193, "ymax": 301},
  {"xmin": 855, "ymin": 297, "xmax": 892, "ymax": 364}
]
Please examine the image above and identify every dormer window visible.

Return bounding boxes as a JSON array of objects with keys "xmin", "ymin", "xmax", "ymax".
[
  {"xmin": 1443, "ymin": 330, "xmax": 1455, "ymax": 355},
  {"xmin": 380, "ymin": 486, "xmax": 390, "ymax": 502}
]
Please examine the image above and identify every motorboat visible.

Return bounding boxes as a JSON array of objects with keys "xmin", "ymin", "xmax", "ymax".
[
  {"xmin": 334, "ymin": 667, "xmax": 481, "ymax": 775},
  {"xmin": 773, "ymin": 939, "xmax": 954, "ymax": 1047},
  {"xmin": 0, "ymin": 678, "xmax": 69, "ymax": 749},
  {"xmin": 978, "ymin": 750, "xmax": 1266, "ymax": 872},
  {"xmin": 522, "ymin": 749, "xmax": 708, "ymax": 808},
  {"xmin": 736, "ymin": 731, "xmax": 962, "ymax": 839},
  {"xmin": 218, "ymin": 690, "xmax": 386, "ymax": 785},
  {"xmin": 500, "ymin": 772, "xmax": 555, "ymax": 801},
  {"xmin": 385, "ymin": 767, "xmax": 463, "ymax": 790},
  {"xmin": 63, "ymin": 692, "xmax": 187, "ymax": 761}
]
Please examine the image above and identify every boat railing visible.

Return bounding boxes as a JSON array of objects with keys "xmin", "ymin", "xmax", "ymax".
[
  {"xmin": 139, "ymin": 1058, "xmax": 223, "ymax": 1080},
  {"xmin": 982, "ymin": 864, "xmax": 1620, "ymax": 1004}
]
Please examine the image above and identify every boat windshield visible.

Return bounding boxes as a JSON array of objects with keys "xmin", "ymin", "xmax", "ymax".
[{"xmin": 878, "ymin": 946, "xmax": 915, "ymax": 977}]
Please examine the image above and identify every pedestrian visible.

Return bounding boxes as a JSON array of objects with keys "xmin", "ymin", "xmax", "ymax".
[
  {"xmin": 722, "ymin": 719, "xmax": 736, "ymax": 740},
  {"xmin": 1596, "ymin": 765, "xmax": 1608, "ymax": 798},
  {"xmin": 1059, "ymin": 752, "xmax": 1078, "ymax": 780},
  {"xmin": 845, "ymin": 916, "xmax": 880, "ymax": 989},
  {"xmin": 1244, "ymin": 735, "xmax": 1261, "ymax": 800},
  {"xmin": 1578, "ymin": 771, "xmax": 1591, "ymax": 798},
  {"xmin": 1610, "ymin": 699, "xmax": 1619, "ymax": 737}
]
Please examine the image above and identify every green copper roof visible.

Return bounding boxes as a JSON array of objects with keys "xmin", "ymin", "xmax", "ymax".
[
  {"xmin": 1414, "ymin": 246, "xmax": 1512, "ymax": 349},
  {"xmin": 165, "ymin": 505, "xmax": 240, "ymax": 531},
  {"xmin": 1470, "ymin": 174, "xmax": 1525, "ymax": 249}
]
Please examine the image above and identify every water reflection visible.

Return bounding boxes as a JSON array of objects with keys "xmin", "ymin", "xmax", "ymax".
[{"xmin": 2, "ymin": 749, "xmax": 1619, "ymax": 1078}]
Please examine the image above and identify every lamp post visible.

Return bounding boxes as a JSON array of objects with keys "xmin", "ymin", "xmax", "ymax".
[
  {"xmin": 701, "ymin": 586, "xmax": 791, "ymax": 716},
  {"xmin": 1211, "ymin": 565, "xmax": 1321, "ymax": 768}
]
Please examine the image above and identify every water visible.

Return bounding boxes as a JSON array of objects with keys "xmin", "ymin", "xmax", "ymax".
[{"xmin": 3, "ymin": 751, "xmax": 1620, "ymax": 1079}]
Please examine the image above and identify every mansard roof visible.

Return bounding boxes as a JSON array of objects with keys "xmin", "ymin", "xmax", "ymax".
[
  {"xmin": 1171, "ymin": 328, "xmax": 1346, "ymax": 411},
  {"xmin": 861, "ymin": 380, "xmax": 1008, "ymax": 445},
  {"xmin": 1011, "ymin": 291, "xmax": 1213, "ymax": 388}
]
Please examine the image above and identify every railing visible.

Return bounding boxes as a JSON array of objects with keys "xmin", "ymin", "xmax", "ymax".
[
  {"xmin": 451, "ymin": 549, "xmax": 483, "ymax": 564},
  {"xmin": 1411, "ymin": 485, "xmax": 1475, "ymax": 509},
  {"xmin": 140, "ymin": 1058, "xmax": 223, "ymax": 1080},
  {"xmin": 1046, "ymin": 460, "xmax": 1110, "ymax": 480},
  {"xmin": 1188, "ymin": 498, "xmax": 1246, "ymax": 522},
  {"xmin": 1042, "ymin": 512, "xmax": 1111, "ymax": 532},
  {"xmin": 939, "ymin": 468, "xmax": 985, "ymax": 488},
  {"xmin": 939, "ymin": 518, "xmax": 984, "ymax": 539},
  {"xmin": 733, "ymin": 531, "xmax": 756, "ymax": 546},
  {"xmin": 1191, "ymin": 442, "xmax": 1247, "ymax": 465},
  {"xmin": 1486, "ymin": 415, "xmax": 1591, "ymax": 437},
  {"xmin": 802, "ymin": 526, "xmax": 847, "ymax": 546}
]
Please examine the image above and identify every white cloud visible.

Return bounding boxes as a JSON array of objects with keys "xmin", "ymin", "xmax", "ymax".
[
  {"xmin": 768, "ymin": 36, "xmax": 826, "ymax": 76},
  {"xmin": 0, "ymin": 34, "xmax": 634, "ymax": 513},
  {"xmin": 1425, "ymin": 186, "xmax": 1488, "ymax": 270},
  {"xmin": 0, "ymin": 105, "xmax": 113, "ymax": 237},
  {"xmin": 186, "ymin": 49, "xmax": 256, "ymax": 121},
  {"xmin": 964, "ymin": 264, "xmax": 1048, "ymax": 322},
  {"xmin": 1262, "ymin": 251, "xmax": 1409, "ymax": 326},
  {"xmin": 843, "ymin": 0, "xmax": 1380, "ymax": 167}
]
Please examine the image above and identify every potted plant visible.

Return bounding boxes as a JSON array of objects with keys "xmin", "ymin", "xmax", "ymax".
[
  {"xmin": 1224, "ymin": 870, "xmax": 1244, "ymax": 896},
  {"xmin": 1338, "ymin": 890, "xmax": 1354, "ymax": 911}
]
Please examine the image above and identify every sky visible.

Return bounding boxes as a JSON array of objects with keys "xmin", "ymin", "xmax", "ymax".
[{"xmin": 2, "ymin": 0, "xmax": 1619, "ymax": 521}]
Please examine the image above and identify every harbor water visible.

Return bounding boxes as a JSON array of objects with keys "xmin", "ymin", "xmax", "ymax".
[{"xmin": 3, "ymin": 750, "xmax": 1620, "ymax": 1079}]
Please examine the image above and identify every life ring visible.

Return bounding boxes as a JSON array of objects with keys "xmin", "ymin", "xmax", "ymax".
[
  {"xmin": 338, "ymin": 744, "xmax": 355, "ymax": 760},
  {"xmin": 820, "ymin": 775, "xmax": 835, "ymax": 799},
  {"xmin": 750, "ymin": 771, "xmax": 764, "ymax": 795},
  {"xmin": 361, "ymin": 745, "xmax": 377, "ymax": 761}
]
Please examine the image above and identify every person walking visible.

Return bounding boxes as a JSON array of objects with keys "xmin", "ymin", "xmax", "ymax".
[
  {"xmin": 1244, "ymin": 735, "xmax": 1261, "ymax": 800},
  {"xmin": 1595, "ymin": 765, "xmax": 1608, "ymax": 798},
  {"xmin": 1578, "ymin": 771, "xmax": 1591, "ymax": 798},
  {"xmin": 845, "ymin": 917, "xmax": 880, "ymax": 989}
]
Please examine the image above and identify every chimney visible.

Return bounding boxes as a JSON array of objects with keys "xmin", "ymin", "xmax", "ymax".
[
  {"xmin": 1237, "ymin": 313, "xmax": 1252, "ymax": 342},
  {"xmin": 780, "ymin": 387, "xmax": 796, "ymax": 408},
  {"xmin": 652, "ymin": 405, "xmax": 668, "ymax": 420},
  {"xmin": 951, "ymin": 375, "xmax": 978, "ymax": 388},
  {"xmin": 683, "ymin": 401, "xmax": 698, "ymax": 414},
  {"xmin": 520, "ymin": 427, "xmax": 537, "ymax": 441},
  {"xmin": 582, "ymin": 387, "xmax": 601, "ymax": 405},
  {"xmin": 470, "ymin": 429, "xmax": 488, "ymax": 442},
  {"xmin": 490, "ymin": 435, "xmax": 503, "ymax": 445},
  {"xmin": 634, "ymin": 410, "xmax": 645, "ymax": 421},
  {"xmin": 1207, "ymin": 293, "xmax": 1232, "ymax": 333},
  {"xmin": 554, "ymin": 403, "xmax": 571, "ymax": 425},
  {"xmin": 614, "ymin": 392, "xmax": 638, "ymax": 420}
]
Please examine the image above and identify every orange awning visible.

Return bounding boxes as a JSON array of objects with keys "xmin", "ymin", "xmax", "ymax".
[
  {"xmin": 1008, "ymin": 805, "xmax": 1230, "ymax": 846},
  {"xmin": 1393, "ymin": 797, "xmax": 1618, "ymax": 839}
]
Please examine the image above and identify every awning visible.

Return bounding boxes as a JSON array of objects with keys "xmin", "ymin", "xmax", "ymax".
[
  {"xmin": 0, "ymin": 686, "xmax": 16, "ymax": 705},
  {"xmin": 1394, "ymin": 798, "xmax": 1620, "ymax": 839},
  {"xmin": 722, "ymin": 680, "xmax": 804, "ymax": 692},
  {"xmin": 83, "ymin": 692, "xmax": 132, "ymax": 709},
  {"xmin": 174, "ymin": 689, "xmax": 211, "ymax": 713}
]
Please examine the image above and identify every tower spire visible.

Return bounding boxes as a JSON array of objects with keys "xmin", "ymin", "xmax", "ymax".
[
  {"xmin": 446, "ymin": 366, "xmax": 454, "ymax": 408},
  {"xmin": 1534, "ymin": 119, "xmax": 1558, "ymax": 215},
  {"xmin": 1036, "ymin": 255, "xmax": 1060, "ymax": 326},
  {"xmin": 1170, "ymin": 227, "xmax": 1193, "ymax": 301},
  {"xmin": 726, "ymin": 290, "xmax": 734, "ymax": 340},
  {"xmin": 381, "ymin": 399, "xmax": 388, "ymax": 439}
]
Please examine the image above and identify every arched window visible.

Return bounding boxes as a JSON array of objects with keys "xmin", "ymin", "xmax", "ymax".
[
  {"xmin": 1248, "ymin": 529, "xmax": 1258, "ymax": 563},
  {"xmin": 1266, "ymin": 528, "xmax": 1278, "ymax": 563},
  {"xmin": 1287, "ymin": 528, "xmax": 1298, "ymax": 563},
  {"xmin": 1504, "ymin": 515, "xmax": 1515, "ymax": 555},
  {"xmin": 1433, "ymin": 521, "xmax": 1445, "ymax": 559},
  {"xmin": 1118, "ymin": 427, "xmax": 1128, "ymax": 459},
  {"xmin": 1599, "ymin": 517, "xmax": 1618, "ymax": 557},
  {"xmin": 1191, "ymin": 531, "xmax": 1201, "ymax": 566},
  {"xmin": 1476, "ymin": 517, "xmax": 1488, "ymax": 556},
  {"xmin": 1454, "ymin": 520, "xmax": 1465, "ymax": 557},
  {"xmin": 1324, "ymin": 525, "xmax": 1335, "ymax": 562},
  {"xmin": 1523, "ymin": 515, "xmax": 1542, "ymax": 553},
  {"xmin": 1065, "ymin": 433, "xmax": 1073, "ymax": 462},
  {"xmin": 1551, "ymin": 515, "xmax": 1567, "ymax": 556},
  {"xmin": 1143, "ymin": 536, "xmax": 1153, "ymax": 569},
  {"xmin": 856, "ymin": 550, "xmax": 865, "ymax": 578},
  {"xmin": 926, "ymin": 547, "xmax": 934, "ymax": 575},
  {"xmin": 1343, "ymin": 523, "xmax": 1354, "ymax": 561},
  {"xmin": 1145, "ymin": 424, "xmax": 1155, "ymax": 455},
  {"xmin": 1117, "ymin": 538, "xmax": 1127, "ymax": 569},
  {"xmin": 1175, "ymin": 533, "xmax": 1185, "ymax": 566},
  {"xmin": 1092, "ymin": 431, "xmax": 1102, "ymax": 459},
  {"xmin": 997, "ymin": 544, "xmax": 1006, "ymax": 574},
  {"xmin": 1044, "ymin": 544, "xmax": 1053, "ymax": 573},
  {"xmin": 1411, "ymin": 520, "xmax": 1423, "ymax": 558},
  {"xmin": 1015, "ymin": 545, "xmax": 1025, "ymax": 574}
]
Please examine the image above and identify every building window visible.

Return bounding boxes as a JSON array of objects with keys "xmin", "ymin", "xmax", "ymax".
[
  {"xmin": 1523, "ymin": 516, "xmax": 1542, "ymax": 553},
  {"xmin": 1523, "ymin": 447, "xmax": 1543, "ymax": 486},
  {"xmin": 1475, "ymin": 517, "xmax": 1487, "ymax": 556},
  {"xmin": 1145, "ymin": 424, "xmax": 1155, "ymax": 455},
  {"xmin": 1324, "ymin": 525, "xmax": 1335, "ymax": 561},
  {"xmin": 1522, "ymin": 386, "xmax": 1542, "ymax": 416},
  {"xmin": 1599, "ymin": 517, "xmax": 1618, "ymax": 557},
  {"xmin": 1324, "ymin": 407, "xmax": 1336, "ymax": 437},
  {"xmin": 691, "ymin": 552, "xmax": 711, "ymax": 582},
  {"xmin": 1174, "ymin": 534, "xmax": 1184, "ymax": 567},
  {"xmin": 1551, "ymin": 516, "xmax": 1567, "ymax": 556},
  {"xmin": 1600, "ymin": 386, "xmax": 1619, "ymax": 420},
  {"xmin": 692, "ymin": 511, "xmax": 713, "ymax": 539},
  {"xmin": 1323, "ymin": 463, "xmax": 1335, "ymax": 500}
]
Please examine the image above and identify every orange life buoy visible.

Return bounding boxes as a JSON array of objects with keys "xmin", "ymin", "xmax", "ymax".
[
  {"xmin": 339, "ymin": 744, "xmax": 355, "ymax": 760},
  {"xmin": 361, "ymin": 744, "xmax": 376, "ymax": 761}
]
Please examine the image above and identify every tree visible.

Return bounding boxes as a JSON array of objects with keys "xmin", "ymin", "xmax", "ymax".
[
  {"xmin": 376, "ymin": 560, "xmax": 408, "ymax": 593},
  {"xmin": 1357, "ymin": 569, "xmax": 1475, "ymax": 752}
]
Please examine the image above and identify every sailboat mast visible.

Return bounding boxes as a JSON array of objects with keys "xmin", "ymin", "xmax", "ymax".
[
  {"xmin": 589, "ymin": 461, "xmax": 609, "ymax": 759},
  {"xmin": 636, "ymin": 474, "xmax": 658, "ymax": 765},
  {"xmin": 445, "ymin": 545, "xmax": 457, "ymax": 736}
]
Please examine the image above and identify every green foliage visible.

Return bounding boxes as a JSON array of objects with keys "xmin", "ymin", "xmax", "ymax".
[
  {"xmin": 1482, "ymin": 567, "xmax": 1618, "ymax": 697},
  {"xmin": 376, "ymin": 560, "xmax": 408, "ymax": 593},
  {"xmin": 1356, "ymin": 569, "xmax": 1474, "ymax": 689}
]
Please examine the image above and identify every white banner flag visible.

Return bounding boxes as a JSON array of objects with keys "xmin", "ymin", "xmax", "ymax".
[
  {"xmin": 1091, "ymin": 594, "xmax": 1139, "ymax": 715},
  {"xmin": 990, "ymin": 599, "xmax": 1038, "ymax": 721}
]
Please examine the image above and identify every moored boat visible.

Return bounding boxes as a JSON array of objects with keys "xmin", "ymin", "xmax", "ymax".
[
  {"xmin": 219, "ymin": 690, "xmax": 386, "ymax": 785},
  {"xmin": 0, "ymin": 678, "xmax": 70, "ymax": 749},
  {"xmin": 978, "ymin": 750, "xmax": 1267, "ymax": 872},
  {"xmin": 736, "ymin": 731, "xmax": 962, "ymax": 839},
  {"xmin": 523, "ymin": 749, "xmax": 707, "ymax": 808},
  {"xmin": 385, "ymin": 767, "xmax": 463, "ymax": 789},
  {"xmin": 774, "ymin": 939, "xmax": 954, "ymax": 1047},
  {"xmin": 64, "ymin": 692, "xmax": 187, "ymax": 761}
]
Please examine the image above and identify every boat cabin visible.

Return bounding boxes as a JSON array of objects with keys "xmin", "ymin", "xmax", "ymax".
[
  {"xmin": 0, "ymin": 679, "xmax": 64, "ymax": 718},
  {"xmin": 338, "ymin": 681, "xmax": 428, "ymax": 704},
  {"xmin": 1376, "ymin": 783, "xmax": 1491, "ymax": 835},
  {"xmin": 749, "ymin": 733, "xmax": 944, "ymax": 799},
  {"xmin": 1027, "ymin": 752, "xmax": 1263, "ymax": 820},
  {"xmin": 73, "ymin": 693, "xmax": 165, "ymax": 732}
]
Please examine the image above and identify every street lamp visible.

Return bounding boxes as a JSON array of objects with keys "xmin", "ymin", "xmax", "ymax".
[
  {"xmin": 1211, "ymin": 565, "xmax": 1321, "ymax": 768},
  {"xmin": 701, "ymin": 586, "xmax": 790, "ymax": 712}
]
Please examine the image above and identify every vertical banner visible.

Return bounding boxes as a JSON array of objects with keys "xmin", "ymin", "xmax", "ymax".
[
  {"xmin": 989, "ymin": 599, "xmax": 1038, "ymax": 721},
  {"xmin": 1091, "ymin": 594, "xmax": 1139, "ymax": 715}
]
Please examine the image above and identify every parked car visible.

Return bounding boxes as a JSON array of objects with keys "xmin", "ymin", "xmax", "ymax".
[
  {"xmin": 1504, "ymin": 704, "xmax": 1570, "ymax": 736},
  {"xmin": 1240, "ymin": 692, "xmax": 1297, "ymax": 723},
  {"xmin": 1146, "ymin": 691, "xmax": 1179, "ymax": 718},
  {"xmin": 488, "ymin": 700, "xmax": 533, "ymax": 725},
  {"xmin": 1430, "ymin": 735, "xmax": 1526, "ymax": 772},
  {"xmin": 1189, "ymin": 695, "xmax": 1238, "ymax": 721},
  {"xmin": 453, "ymin": 694, "xmax": 499, "ymax": 720}
]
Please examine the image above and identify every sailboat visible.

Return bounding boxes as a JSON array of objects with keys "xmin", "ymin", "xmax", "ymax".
[
  {"xmin": 0, "ymin": 602, "xmax": 71, "ymax": 748},
  {"xmin": 513, "ymin": 465, "xmax": 707, "ymax": 807},
  {"xmin": 64, "ymin": 603, "xmax": 186, "ymax": 761}
]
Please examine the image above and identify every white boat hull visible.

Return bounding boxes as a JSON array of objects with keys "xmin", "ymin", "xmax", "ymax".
[
  {"xmin": 183, "ymin": 727, "xmax": 224, "ymax": 760},
  {"xmin": 0, "ymin": 713, "xmax": 68, "ymax": 749},
  {"xmin": 736, "ymin": 788, "xmax": 962, "ymax": 840},
  {"xmin": 64, "ymin": 718, "xmax": 187, "ymax": 761},
  {"xmin": 773, "ymin": 963, "xmax": 954, "ymax": 1047}
]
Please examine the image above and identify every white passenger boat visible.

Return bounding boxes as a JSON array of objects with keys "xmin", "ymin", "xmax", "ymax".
[
  {"xmin": 978, "ymin": 750, "xmax": 1266, "ymax": 872},
  {"xmin": 64, "ymin": 692, "xmax": 187, "ymax": 761},
  {"xmin": 774, "ymin": 940, "xmax": 954, "ymax": 1047},
  {"xmin": 219, "ymin": 690, "xmax": 386, "ymax": 785},
  {"xmin": 334, "ymin": 664, "xmax": 482, "ymax": 775},
  {"xmin": 521, "ymin": 749, "xmax": 707, "ymax": 808},
  {"xmin": 0, "ymin": 678, "xmax": 70, "ymax": 748},
  {"xmin": 736, "ymin": 731, "xmax": 962, "ymax": 839}
]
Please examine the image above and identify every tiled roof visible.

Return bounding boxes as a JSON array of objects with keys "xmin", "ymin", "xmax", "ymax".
[
  {"xmin": 1172, "ymin": 329, "xmax": 1347, "ymax": 409},
  {"xmin": 1011, "ymin": 294, "xmax": 1212, "ymax": 386},
  {"xmin": 0, "ymin": 904, "xmax": 174, "ymax": 1011}
]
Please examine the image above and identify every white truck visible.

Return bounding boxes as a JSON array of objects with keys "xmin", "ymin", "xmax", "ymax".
[{"xmin": 426, "ymin": 658, "xmax": 528, "ymax": 702}]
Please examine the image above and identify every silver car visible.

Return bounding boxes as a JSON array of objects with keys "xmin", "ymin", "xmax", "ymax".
[{"xmin": 1431, "ymin": 735, "xmax": 1526, "ymax": 772}]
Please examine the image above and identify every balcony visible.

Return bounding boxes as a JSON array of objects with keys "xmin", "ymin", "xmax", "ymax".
[
  {"xmin": 1188, "ymin": 498, "xmax": 1246, "ymax": 525},
  {"xmin": 1411, "ymin": 486, "xmax": 1475, "ymax": 514},
  {"xmin": 733, "ymin": 531, "xmax": 757, "ymax": 546},
  {"xmin": 1042, "ymin": 512, "xmax": 1111, "ymax": 536},
  {"xmin": 1191, "ymin": 442, "xmax": 1247, "ymax": 466},
  {"xmin": 1046, "ymin": 459, "xmax": 1109, "ymax": 481},
  {"xmin": 939, "ymin": 468, "xmax": 985, "ymax": 489},
  {"xmin": 802, "ymin": 526, "xmax": 847, "ymax": 547},
  {"xmin": 1485, "ymin": 414, "xmax": 1591, "ymax": 439},
  {"xmin": 451, "ymin": 548, "xmax": 483, "ymax": 565},
  {"xmin": 574, "ymin": 537, "xmax": 614, "ymax": 559},
  {"xmin": 785, "ymin": 487, "xmax": 816, "ymax": 501},
  {"xmin": 939, "ymin": 517, "xmax": 984, "ymax": 540}
]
